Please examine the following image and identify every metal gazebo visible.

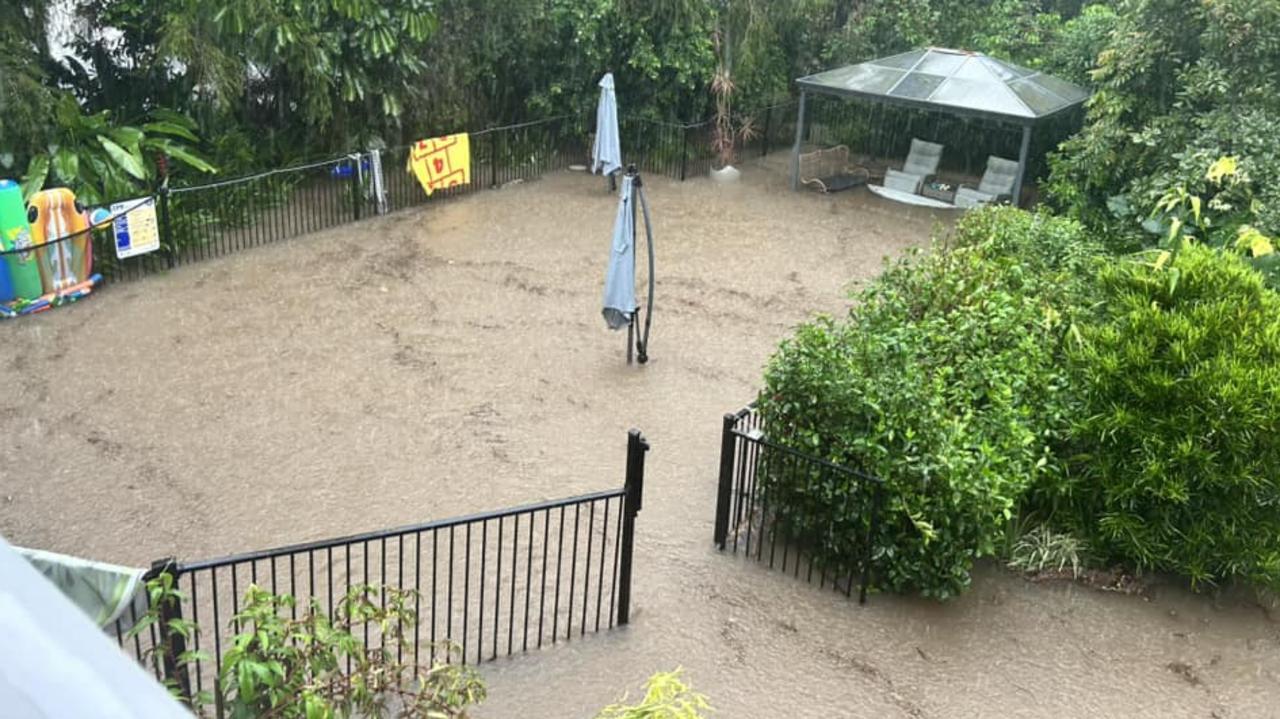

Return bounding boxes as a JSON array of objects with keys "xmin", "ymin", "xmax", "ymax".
[{"xmin": 789, "ymin": 47, "xmax": 1090, "ymax": 205}]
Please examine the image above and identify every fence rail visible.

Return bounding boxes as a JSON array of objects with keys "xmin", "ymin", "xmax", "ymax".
[
  {"xmin": 713, "ymin": 406, "xmax": 884, "ymax": 603},
  {"xmin": 118, "ymin": 429, "xmax": 648, "ymax": 715}
]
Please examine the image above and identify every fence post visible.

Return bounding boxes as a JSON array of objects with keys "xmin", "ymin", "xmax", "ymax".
[
  {"xmin": 790, "ymin": 91, "xmax": 808, "ymax": 191},
  {"xmin": 490, "ymin": 133, "xmax": 499, "ymax": 188},
  {"xmin": 858, "ymin": 483, "xmax": 883, "ymax": 604},
  {"xmin": 149, "ymin": 557, "xmax": 192, "ymax": 705},
  {"xmin": 616, "ymin": 428, "xmax": 648, "ymax": 626},
  {"xmin": 679, "ymin": 126, "xmax": 689, "ymax": 182},
  {"xmin": 158, "ymin": 184, "xmax": 175, "ymax": 269},
  {"xmin": 351, "ymin": 154, "xmax": 363, "ymax": 221},
  {"xmin": 714, "ymin": 413, "xmax": 737, "ymax": 549},
  {"xmin": 761, "ymin": 105, "xmax": 772, "ymax": 158}
]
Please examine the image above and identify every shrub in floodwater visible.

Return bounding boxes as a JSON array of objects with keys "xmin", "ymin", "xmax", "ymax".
[
  {"xmin": 595, "ymin": 668, "xmax": 711, "ymax": 719},
  {"xmin": 1044, "ymin": 244, "xmax": 1280, "ymax": 590},
  {"xmin": 758, "ymin": 207, "xmax": 1101, "ymax": 598}
]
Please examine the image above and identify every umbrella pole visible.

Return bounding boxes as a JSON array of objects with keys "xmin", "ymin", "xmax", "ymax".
[
  {"xmin": 626, "ymin": 166, "xmax": 638, "ymax": 365},
  {"xmin": 634, "ymin": 169, "xmax": 655, "ymax": 365}
]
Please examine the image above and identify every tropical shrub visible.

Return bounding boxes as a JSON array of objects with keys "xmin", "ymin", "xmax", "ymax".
[
  {"xmin": 19, "ymin": 96, "xmax": 214, "ymax": 205},
  {"xmin": 596, "ymin": 668, "xmax": 711, "ymax": 719},
  {"xmin": 758, "ymin": 207, "xmax": 1100, "ymax": 598},
  {"xmin": 1140, "ymin": 156, "xmax": 1280, "ymax": 288},
  {"xmin": 1044, "ymin": 244, "xmax": 1280, "ymax": 590}
]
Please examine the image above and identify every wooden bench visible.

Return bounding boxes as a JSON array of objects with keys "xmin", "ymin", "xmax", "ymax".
[{"xmin": 799, "ymin": 145, "xmax": 871, "ymax": 193}]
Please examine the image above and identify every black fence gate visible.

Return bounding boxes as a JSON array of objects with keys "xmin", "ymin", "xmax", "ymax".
[
  {"xmin": 713, "ymin": 406, "xmax": 885, "ymax": 603},
  {"xmin": 121, "ymin": 429, "xmax": 648, "ymax": 714}
]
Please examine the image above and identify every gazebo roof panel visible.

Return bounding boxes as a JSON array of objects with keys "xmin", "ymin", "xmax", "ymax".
[
  {"xmin": 916, "ymin": 50, "xmax": 968, "ymax": 76},
  {"xmin": 1032, "ymin": 72, "xmax": 1092, "ymax": 104},
  {"xmin": 932, "ymin": 77, "xmax": 1030, "ymax": 118},
  {"xmin": 1010, "ymin": 78, "xmax": 1070, "ymax": 116},
  {"xmin": 876, "ymin": 49, "xmax": 927, "ymax": 70},
  {"xmin": 980, "ymin": 55, "xmax": 1036, "ymax": 81},
  {"xmin": 888, "ymin": 72, "xmax": 946, "ymax": 100},
  {"xmin": 810, "ymin": 63, "xmax": 906, "ymax": 95}
]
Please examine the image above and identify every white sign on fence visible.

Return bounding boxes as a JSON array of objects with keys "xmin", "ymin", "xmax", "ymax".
[{"xmin": 110, "ymin": 197, "xmax": 160, "ymax": 260}]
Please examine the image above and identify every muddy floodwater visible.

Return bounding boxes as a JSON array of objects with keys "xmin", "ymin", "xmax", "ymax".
[{"xmin": 2, "ymin": 159, "xmax": 1277, "ymax": 718}]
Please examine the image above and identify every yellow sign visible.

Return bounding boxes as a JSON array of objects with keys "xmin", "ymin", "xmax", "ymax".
[{"xmin": 407, "ymin": 133, "xmax": 471, "ymax": 197}]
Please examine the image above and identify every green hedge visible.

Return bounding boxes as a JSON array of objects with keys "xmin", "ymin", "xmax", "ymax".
[
  {"xmin": 1045, "ymin": 245, "xmax": 1280, "ymax": 589},
  {"xmin": 758, "ymin": 208, "xmax": 1100, "ymax": 598}
]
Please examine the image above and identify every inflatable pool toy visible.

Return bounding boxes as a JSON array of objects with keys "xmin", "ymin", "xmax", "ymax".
[
  {"xmin": 0, "ymin": 180, "xmax": 44, "ymax": 300},
  {"xmin": 53, "ymin": 274, "xmax": 98, "ymax": 299},
  {"xmin": 0, "ymin": 249, "xmax": 12, "ymax": 303},
  {"xmin": 28, "ymin": 187, "xmax": 92, "ymax": 293},
  {"xmin": 18, "ymin": 298, "xmax": 50, "ymax": 315},
  {"xmin": 0, "ymin": 272, "xmax": 102, "ymax": 320}
]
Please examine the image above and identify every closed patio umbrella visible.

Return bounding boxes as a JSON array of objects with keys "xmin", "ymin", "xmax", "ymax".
[
  {"xmin": 0, "ymin": 536, "xmax": 189, "ymax": 717},
  {"xmin": 601, "ymin": 166, "xmax": 655, "ymax": 364},
  {"xmin": 592, "ymin": 73, "xmax": 622, "ymax": 186},
  {"xmin": 16, "ymin": 546, "xmax": 146, "ymax": 629}
]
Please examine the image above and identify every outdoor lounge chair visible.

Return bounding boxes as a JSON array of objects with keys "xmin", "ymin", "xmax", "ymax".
[
  {"xmin": 954, "ymin": 155, "xmax": 1020, "ymax": 208},
  {"xmin": 883, "ymin": 138, "xmax": 943, "ymax": 195},
  {"xmin": 799, "ymin": 145, "xmax": 871, "ymax": 193}
]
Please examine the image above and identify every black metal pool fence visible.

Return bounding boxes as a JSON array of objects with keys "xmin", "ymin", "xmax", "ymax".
[
  {"xmin": 78, "ymin": 102, "xmax": 799, "ymax": 285},
  {"xmin": 119, "ymin": 430, "xmax": 648, "ymax": 715},
  {"xmin": 714, "ymin": 406, "xmax": 886, "ymax": 603},
  {"xmin": 75, "ymin": 96, "xmax": 1056, "ymax": 287},
  {"xmin": 95, "ymin": 113, "xmax": 591, "ymax": 284}
]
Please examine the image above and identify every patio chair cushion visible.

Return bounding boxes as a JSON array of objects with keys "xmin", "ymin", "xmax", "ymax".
[
  {"xmin": 977, "ymin": 155, "xmax": 1020, "ymax": 198},
  {"xmin": 902, "ymin": 139, "xmax": 944, "ymax": 179},
  {"xmin": 954, "ymin": 186, "xmax": 995, "ymax": 208},
  {"xmin": 884, "ymin": 168, "xmax": 924, "ymax": 194}
]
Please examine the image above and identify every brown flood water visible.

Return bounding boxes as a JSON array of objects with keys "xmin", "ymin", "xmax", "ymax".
[{"xmin": 1, "ymin": 157, "xmax": 1277, "ymax": 718}]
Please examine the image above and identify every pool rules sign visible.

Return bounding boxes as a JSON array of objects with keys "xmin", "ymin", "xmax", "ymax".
[{"xmin": 110, "ymin": 197, "xmax": 160, "ymax": 259}]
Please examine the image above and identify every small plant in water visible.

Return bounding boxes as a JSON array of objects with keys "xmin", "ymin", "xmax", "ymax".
[
  {"xmin": 132, "ymin": 576, "xmax": 485, "ymax": 718},
  {"xmin": 596, "ymin": 668, "xmax": 712, "ymax": 719},
  {"xmin": 1008, "ymin": 526, "xmax": 1090, "ymax": 579}
]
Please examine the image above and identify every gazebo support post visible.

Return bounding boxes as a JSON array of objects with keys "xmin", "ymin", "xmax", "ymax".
[
  {"xmin": 789, "ymin": 91, "xmax": 808, "ymax": 191},
  {"xmin": 1013, "ymin": 123, "xmax": 1032, "ymax": 207}
]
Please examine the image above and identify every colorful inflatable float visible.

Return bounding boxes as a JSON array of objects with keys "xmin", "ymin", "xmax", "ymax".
[{"xmin": 0, "ymin": 180, "xmax": 100, "ymax": 318}]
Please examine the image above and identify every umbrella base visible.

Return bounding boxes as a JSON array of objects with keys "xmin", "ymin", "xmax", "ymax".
[{"xmin": 627, "ymin": 307, "xmax": 649, "ymax": 365}]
